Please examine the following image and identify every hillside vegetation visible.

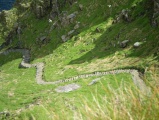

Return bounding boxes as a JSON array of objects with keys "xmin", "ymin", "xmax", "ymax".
[{"xmin": 0, "ymin": 0, "xmax": 159, "ymax": 119}]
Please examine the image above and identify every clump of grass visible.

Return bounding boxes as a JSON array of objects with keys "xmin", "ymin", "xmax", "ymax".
[
  {"xmin": 14, "ymin": 88, "xmax": 159, "ymax": 120},
  {"xmin": 11, "ymin": 73, "xmax": 159, "ymax": 120},
  {"xmin": 75, "ymin": 73, "xmax": 159, "ymax": 120}
]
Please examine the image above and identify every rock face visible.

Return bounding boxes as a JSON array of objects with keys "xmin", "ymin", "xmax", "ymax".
[
  {"xmin": 60, "ymin": 20, "xmax": 80, "ymax": 42},
  {"xmin": 31, "ymin": 0, "xmax": 58, "ymax": 18},
  {"xmin": 151, "ymin": 0, "xmax": 159, "ymax": 27},
  {"xmin": 61, "ymin": 28, "xmax": 79, "ymax": 42},
  {"xmin": 49, "ymin": 0, "xmax": 59, "ymax": 19},
  {"xmin": 113, "ymin": 9, "xmax": 131, "ymax": 24},
  {"xmin": 55, "ymin": 83, "xmax": 81, "ymax": 93},
  {"xmin": 31, "ymin": 0, "xmax": 78, "ymax": 19},
  {"xmin": 67, "ymin": 30, "xmax": 75, "ymax": 36},
  {"xmin": 0, "ymin": 9, "xmax": 18, "ymax": 48},
  {"xmin": 0, "ymin": 21, "xmax": 21, "ymax": 50}
]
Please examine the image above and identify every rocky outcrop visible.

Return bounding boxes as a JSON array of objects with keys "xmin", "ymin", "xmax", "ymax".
[
  {"xmin": 31, "ymin": 0, "xmax": 58, "ymax": 18},
  {"xmin": 151, "ymin": 0, "xmax": 159, "ymax": 27},
  {"xmin": 113, "ymin": 9, "xmax": 131, "ymax": 24},
  {"xmin": 79, "ymin": 4, "xmax": 83, "ymax": 11},
  {"xmin": 0, "ymin": 23, "xmax": 22, "ymax": 50},
  {"xmin": 61, "ymin": 30, "xmax": 77, "ymax": 42},
  {"xmin": 59, "ymin": 11, "xmax": 78, "ymax": 27},
  {"xmin": 60, "ymin": 20, "xmax": 80, "ymax": 42},
  {"xmin": 36, "ymin": 36, "xmax": 50, "ymax": 46},
  {"xmin": 0, "ymin": 9, "xmax": 18, "ymax": 48}
]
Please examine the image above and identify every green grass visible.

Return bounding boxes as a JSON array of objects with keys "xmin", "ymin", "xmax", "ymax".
[
  {"xmin": 6, "ymin": 74, "xmax": 159, "ymax": 120},
  {"xmin": 0, "ymin": 0, "xmax": 159, "ymax": 119}
]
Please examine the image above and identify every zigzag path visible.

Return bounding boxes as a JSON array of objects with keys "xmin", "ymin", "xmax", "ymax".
[{"xmin": 0, "ymin": 48, "xmax": 151, "ymax": 94}]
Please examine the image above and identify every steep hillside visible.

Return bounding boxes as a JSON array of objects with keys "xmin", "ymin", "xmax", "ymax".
[{"xmin": 0, "ymin": 0, "xmax": 159, "ymax": 119}]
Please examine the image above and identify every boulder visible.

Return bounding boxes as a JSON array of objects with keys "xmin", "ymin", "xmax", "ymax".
[
  {"xmin": 61, "ymin": 35, "xmax": 67, "ymax": 42},
  {"xmin": 67, "ymin": 30, "xmax": 75, "ymax": 36},
  {"xmin": 67, "ymin": 12, "xmax": 78, "ymax": 23},
  {"xmin": 40, "ymin": 36, "xmax": 47, "ymax": 41},
  {"xmin": 134, "ymin": 42, "xmax": 142, "ymax": 48},
  {"xmin": 121, "ymin": 9, "xmax": 130, "ymax": 22},
  {"xmin": 31, "ymin": 0, "xmax": 54, "ymax": 18},
  {"xmin": 36, "ymin": 36, "xmax": 50, "ymax": 45},
  {"xmin": 113, "ymin": 9, "xmax": 131, "ymax": 24},
  {"xmin": 120, "ymin": 40, "xmax": 129, "ymax": 48},
  {"xmin": 67, "ymin": 13, "xmax": 76, "ymax": 19},
  {"xmin": 74, "ymin": 22, "xmax": 80, "ymax": 29},
  {"xmin": 55, "ymin": 83, "xmax": 81, "ymax": 93},
  {"xmin": 79, "ymin": 4, "xmax": 83, "ymax": 11}
]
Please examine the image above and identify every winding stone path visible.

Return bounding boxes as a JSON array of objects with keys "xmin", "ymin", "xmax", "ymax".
[{"xmin": 0, "ymin": 48, "xmax": 151, "ymax": 94}]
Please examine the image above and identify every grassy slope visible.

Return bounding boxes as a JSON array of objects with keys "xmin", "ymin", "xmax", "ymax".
[{"xmin": 0, "ymin": 0, "xmax": 159, "ymax": 119}]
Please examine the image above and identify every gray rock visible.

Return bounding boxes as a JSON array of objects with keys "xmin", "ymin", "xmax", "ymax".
[
  {"xmin": 61, "ymin": 35, "xmax": 67, "ymax": 42},
  {"xmin": 88, "ymin": 78, "xmax": 101, "ymax": 86},
  {"xmin": 151, "ymin": 0, "xmax": 159, "ymax": 27},
  {"xmin": 67, "ymin": 13, "xmax": 76, "ymax": 19},
  {"xmin": 113, "ymin": 8, "xmax": 131, "ymax": 24},
  {"xmin": 60, "ymin": 12, "xmax": 70, "ymax": 26},
  {"xmin": 120, "ymin": 40, "xmax": 129, "ymax": 48},
  {"xmin": 67, "ymin": 12, "xmax": 78, "ymax": 23},
  {"xmin": 74, "ymin": 22, "xmax": 80, "ymax": 29},
  {"xmin": 67, "ymin": 30, "xmax": 75, "ymax": 36},
  {"xmin": 121, "ymin": 9, "xmax": 130, "ymax": 22},
  {"xmin": 134, "ymin": 42, "xmax": 141, "ymax": 48},
  {"xmin": 55, "ymin": 83, "xmax": 81, "ymax": 93},
  {"xmin": 35, "ymin": 5, "xmax": 44, "ymax": 18},
  {"xmin": 40, "ymin": 36, "xmax": 47, "ymax": 41},
  {"xmin": 79, "ymin": 4, "xmax": 83, "ymax": 11}
]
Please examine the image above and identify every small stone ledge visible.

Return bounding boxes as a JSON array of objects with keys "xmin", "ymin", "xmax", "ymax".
[{"xmin": 55, "ymin": 83, "xmax": 81, "ymax": 93}]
